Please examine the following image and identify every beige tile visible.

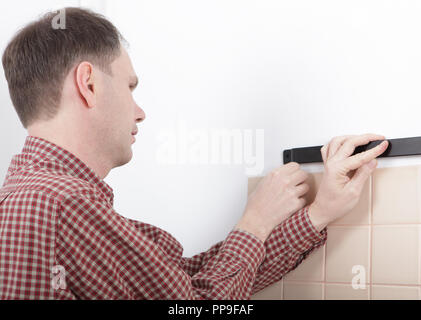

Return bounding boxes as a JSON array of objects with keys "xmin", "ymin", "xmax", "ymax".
[
  {"xmin": 283, "ymin": 282, "xmax": 323, "ymax": 300},
  {"xmin": 371, "ymin": 285, "xmax": 420, "ymax": 300},
  {"xmin": 325, "ymin": 226, "xmax": 370, "ymax": 283},
  {"xmin": 325, "ymin": 283, "xmax": 369, "ymax": 300},
  {"xmin": 372, "ymin": 225, "xmax": 420, "ymax": 285},
  {"xmin": 250, "ymin": 280, "xmax": 283, "ymax": 300},
  {"xmin": 330, "ymin": 177, "xmax": 371, "ymax": 225},
  {"xmin": 372, "ymin": 166, "xmax": 421, "ymax": 224},
  {"xmin": 283, "ymin": 244, "xmax": 325, "ymax": 282}
]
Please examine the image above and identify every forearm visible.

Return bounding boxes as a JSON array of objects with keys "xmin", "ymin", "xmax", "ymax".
[
  {"xmin": 234, "ymin": 212, "xmax": 271, "ymax": 243},
  {"xmin": 307, "ymin": 202, "xmax": 329, "ymax": 232},
  {"xmin": 187, "ymin": 229, "xmax": 266, "ymax": 299},
  {"xmin": 251, "ymin": 206, "xmax": 327, "ymax": 294}
]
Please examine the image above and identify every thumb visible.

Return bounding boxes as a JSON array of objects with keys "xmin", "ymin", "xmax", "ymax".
[{"xmin": 347, "ymin": 159, "xmax": 377, "ymax": 191}]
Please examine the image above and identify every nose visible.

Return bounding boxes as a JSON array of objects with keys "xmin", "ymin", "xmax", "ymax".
[{"xmin": 135, "ymin": 104, "xmax": 146, "ymax": 123}]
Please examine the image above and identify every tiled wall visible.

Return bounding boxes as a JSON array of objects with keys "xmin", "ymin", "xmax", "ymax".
[{"xmin": 249, "ymin": 165, "xmax": 421, "ymax": 300}]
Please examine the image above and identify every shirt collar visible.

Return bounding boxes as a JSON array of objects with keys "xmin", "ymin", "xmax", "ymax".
[{"xmin": 14, "ymin": 135, "xmax": 114, "ymax": 203}]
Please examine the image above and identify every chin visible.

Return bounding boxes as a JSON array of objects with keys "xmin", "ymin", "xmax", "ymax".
[{"xmin": 115, "ymin": 148, "xmax": 133, "ymax": 168}]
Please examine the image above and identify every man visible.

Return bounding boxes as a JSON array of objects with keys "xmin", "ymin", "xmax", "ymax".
[{"xmin": 0, "ymin": 7, "xmax": 388, "ymax": 299}]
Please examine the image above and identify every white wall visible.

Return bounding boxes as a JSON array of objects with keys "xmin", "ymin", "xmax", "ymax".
[{"xmin": 1, "ymin": 0, "xmax": 421, "ymax": 257}]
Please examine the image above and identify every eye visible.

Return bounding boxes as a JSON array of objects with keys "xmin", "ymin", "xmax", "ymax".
[{"xmin": 129, "ymin": 77, "xmax": 139, "ymax": 91}]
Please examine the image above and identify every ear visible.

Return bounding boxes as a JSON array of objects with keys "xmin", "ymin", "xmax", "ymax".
[{"xmin": 75, "ymin": 62, "xmax": 96, "ymax": 108}]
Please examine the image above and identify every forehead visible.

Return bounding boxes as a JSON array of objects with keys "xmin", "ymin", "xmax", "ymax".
[{"xmin": 111, "ymin": 47, "xmax": 136, "ymax": 78}]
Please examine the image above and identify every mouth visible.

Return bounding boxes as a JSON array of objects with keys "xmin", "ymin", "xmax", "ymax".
[{"xmin": 131, "ymin": 129, "xmax": 138, "ymax": 143}]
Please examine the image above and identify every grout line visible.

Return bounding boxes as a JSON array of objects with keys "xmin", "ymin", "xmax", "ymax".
[
  {"xmin": 282, "ymin": 280, "xmax": 420, "ymax": 287},
  {"xmin": 286, "ymin": 168, "xmax": 421, "ymax": 299},
  {"xmin": 370, "ymin": 283, "xmax": 421, "ymax": 288},
  {"xmin": 418, "ymin": 169, "xmax": 421, "ymax": 290},
  {"xmin": 417, "ymin": 168, "xmax": 421, "ymax": 288},
  {"xmin": 419, "ymin": 225, "xmax": 421, "ymax": 290},
  {"xmin": 280, "ymin": 279, "xmax": 283, "ymax": 300},
  {"xmin": 330, "ymin": 223, "xmax": 421, "ymax": 227}
]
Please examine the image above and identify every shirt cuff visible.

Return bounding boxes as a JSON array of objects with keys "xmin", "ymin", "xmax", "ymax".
[
  {"xmin": 281, "ymin": 205, "xmax": 327, "ymax": 255},
  {"xmin": 222, "ymin": 229, "xmax": 266, "ymax": 271}
]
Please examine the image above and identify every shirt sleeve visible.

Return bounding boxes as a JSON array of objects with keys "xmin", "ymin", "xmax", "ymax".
[
  {"xmin": 251, "ymin": 205, "xmax": 327, "ymax": 294},
  {"xmin": 129, "ymin": 205, "xmax": 327, "ymax": 297},
  {"xmin": 56, "ymin": 193, "xmax": 266, "ymax": 299}
]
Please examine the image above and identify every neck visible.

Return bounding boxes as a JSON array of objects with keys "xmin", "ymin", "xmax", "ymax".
[{"xmin": 27, "ymin": 123, "xmax": 111, "ymax": 179}]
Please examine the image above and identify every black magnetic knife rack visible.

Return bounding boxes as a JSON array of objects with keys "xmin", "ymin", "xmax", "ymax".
[{"xmin": 283, "ymin": 136, "xmax": 421, "ymax": 164}]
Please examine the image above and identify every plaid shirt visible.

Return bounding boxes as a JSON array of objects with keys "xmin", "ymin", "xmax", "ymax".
[{"xmin": 0, "ymin": 136, "xmax": 327, "ymax": 299}]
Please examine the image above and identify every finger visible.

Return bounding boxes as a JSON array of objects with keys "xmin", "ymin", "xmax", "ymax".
[
  {"xmin": 346, "ymin": 159, "xmax": 377, "ymax": 193},
  {"xmin": 296, "ymin": 197, "xmax": 307, "ymax": 210},
  {"xmin": 327, "ymin": 135, "xmax": 355, "ymax": 158},
  {"xmin": 321, "ymin": 145, "xmax": 327, "ymax": 163},
  {"xmin": 289, "ymin": 169, "xmax": 308, "ymax": 186},
  {"xmin": 288, "ymin": 197, "xmax": 307, "ymax": 215},
  {"xmin": 343, "ymin": 140, "xmax": 388, "ymax": 171},
  {"xmin": 324, "ymin": 135, "xmax": 353, "ymax": 161},
  {"xmin": 275, "ymin": 162, "xmax": 300, "ymax": 175},
  {"xmin": 294, "ymin": 183, "xmax": 309, "ymax": 197},
  {"xmin": 335, "ymin": 133, "xmax": 386, "ymax": 161}
]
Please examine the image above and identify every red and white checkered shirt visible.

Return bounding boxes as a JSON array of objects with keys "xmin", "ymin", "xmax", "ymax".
[{"xmin": 0, "ymin": 136, "xmax": 327, "ymax": 299}]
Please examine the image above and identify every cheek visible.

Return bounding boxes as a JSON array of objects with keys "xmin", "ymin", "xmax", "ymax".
[
  {"xmin": 112, "ymin": 86, "xmax": 133, "ymax": 112},
  {"xmin": 102, "ymin": 89, "xmax": 126, "ymax": 116},
  {"xmin": 99, "ymin": 81, "xmax": 133, "ymax": 129}
]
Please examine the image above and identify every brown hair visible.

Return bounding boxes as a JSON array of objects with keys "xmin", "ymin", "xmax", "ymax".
[{"xmin": 2, "ymin": 7, "xmax": 125, "ymax": 128}]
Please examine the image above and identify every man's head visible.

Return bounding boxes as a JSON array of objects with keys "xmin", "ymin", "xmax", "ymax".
[{"xmin": 2, "ymin": 7, "xmax": 145, "ymax": 177}]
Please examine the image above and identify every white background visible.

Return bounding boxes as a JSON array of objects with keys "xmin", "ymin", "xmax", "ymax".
[{"xmin": 1, "ymin": 0, "xmax": 421, "ymax": 256}]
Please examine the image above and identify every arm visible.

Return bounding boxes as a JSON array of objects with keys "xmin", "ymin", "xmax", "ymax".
[
  {"xmin": 128, "ymin": 217, "xmax": 268, "ymax": 298},
  {"xmin": 57, "ymin": 193, "xmax": 265, "ymax": 299},
  {"xmin": 122, "ymin": 135, "xmax": 383, "ymax": 298},
  {"xmin": 128, "ymin": 206, "xmax": 325, "ymax": 296},
  {"xmin": 251, "ymin": 205, "xmax": 326, "ymax": 293},
  {"xmin": 125, "ymin": 218, "xmax": 227, "ymax": 276}
]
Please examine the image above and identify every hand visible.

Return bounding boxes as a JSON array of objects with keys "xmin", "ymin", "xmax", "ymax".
[
  {"xmin": 308, "ymin": 133, "xmax": 389, "ymax": 231},
  {"xmin": 236, "ymin": 162, "xmax": 309, "ymax": 242}
]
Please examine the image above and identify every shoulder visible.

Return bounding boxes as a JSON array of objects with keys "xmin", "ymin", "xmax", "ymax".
[{"xmin": 11, "ymin": 158, "xmax": 108, "ymax": 203}]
